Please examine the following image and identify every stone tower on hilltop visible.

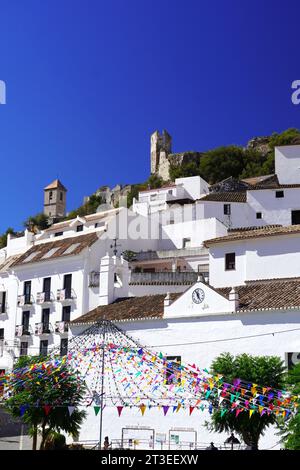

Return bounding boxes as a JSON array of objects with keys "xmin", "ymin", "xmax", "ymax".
[
  {"xmin": 44, "ymin": 179, "xmax": 67, "ymax": 221},
  {"xmin": 151, "ymin": 130, "xmax": 172, "ymax": 180}
]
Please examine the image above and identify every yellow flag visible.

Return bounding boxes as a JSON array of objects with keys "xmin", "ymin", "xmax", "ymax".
[
  {"xmin": 140, "ymin": 405, "xmax": 146, "ymax": 416},
  {"xmin": 176, "ymin": 403, "xmax": 182, "ymax": 413},
  {"xmin": 249, "ymin": 410, "xmax": 254, "ymax": 418}
]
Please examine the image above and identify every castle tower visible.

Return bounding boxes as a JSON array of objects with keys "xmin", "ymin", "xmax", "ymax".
[
  {"xmin": 44, "ymin": 179, "xmax": 67, "ymax": 221},
  {"xmin": 150, "ymin": 130, "xmax": 172, "ymax": 176}
]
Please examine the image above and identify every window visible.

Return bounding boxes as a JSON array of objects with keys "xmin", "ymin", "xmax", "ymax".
[
  {"xmin": 60, "ymin": 338, "xmax": 68, "ymax": 357},
  {"xmin": 39, "ymin": 340, "xmax": 48, "ymax": 356},
  {"xmin": 23, "ymin": 281, "xmax": 31, "ymax": 304},
  {"xmin": 22, "ymin": 311, "xmax": 30, "ymax": 333},
  {"xmin": 0, "ymin": 291, "xmax": 6, "ymax": 313},
  {"xmin": 291, "ymin": 210, "xmax": 300, "ymax": 225},
  {"xmin": 60, "ymin": 192, "xmax": 63, "ymax": 201},
  {"xmin": 225, "ymin": 253, "xmax": 236, "ymax": 270},
  {"xmin": 275, "ymin": 190, "xmax": 284, "ymax": 198},
  {"xmin": 43, "ymin": 278, "xmax": 51, "ymax": 302},
  {"xmin": 63, "ymin": 274, "xmax": 72, "ymax": 299},
  {"xmin": 54, "ymin": 232, "xmax": 63, "ymax": 237},
  {"xmin": 0, "ymin": 328, "xmax": 4, "ymax": 340},
  {"xmin": 42, "ymin": 309, "xmax": 50, "ymax": 333},
  {"xmin": 49, "ymin": 191, "xmax": 53, "ymax": 201},
  {"xmin": 224, "ymin": 204, "xmax": 231, "ymax": 215},
  {"xmin": 165, "ymin": 356, "xmax": 181, "ymax": 384},
  {"xmin": 76, "ymin": 225, "xmax": 83, "ymax": 232},
  {"xmin": 62, "ymin": 305, "xmax": 71, "ymax": 322},
  {"xmin": 183, "ymin": 238, "xmax": 191, "ymax": 249},
  {"xmin": 256, "ymin": 212, "xmax": 262, "ymax": 219},
  {"xmin": 20, "ymin": 342, "xmax": 28, "ymax": 357}
]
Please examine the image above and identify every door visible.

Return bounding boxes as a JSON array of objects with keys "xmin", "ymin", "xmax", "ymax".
[
  {"xmin": 62, "ymin": 305, "xmax": 71, "ymax": 322},
  {"xmin": 43, "ymin": 278, "xmax": 51, "ymax": 301},
  {"xmin": 22, "ymin": 311, "xmax": 30, "ymax": 333},
  {"xmin": 24, "ymin": 281, "xmax": 31, "ymax": 304},
  {"xmin": 63, "ymin": 274, "xmax": 72, "ymax": 299},
  {"xmin": 292, "ymin": 210, "xmax": 300, "ymax": 225},
  {"xmin": 42, "ymin": 309, "xmax": 50, "ymax": 333}
]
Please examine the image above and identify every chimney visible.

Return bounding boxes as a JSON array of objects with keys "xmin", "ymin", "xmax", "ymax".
[
  {"xmin": 164, "ymin": 292, "xmax": 172, "ymax": 307},
  {"xmin": 229, "ymin": 287, "xmax": 239, "ymax": 312}
]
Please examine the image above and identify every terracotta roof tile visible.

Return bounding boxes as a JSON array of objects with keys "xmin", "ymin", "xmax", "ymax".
[
  {"xmin": 44, "ymin": 179, "xmax": 67, "ymax": 191},
  {"xmin": 199, "ymin": 192, "xmax": 247, "ymax": 203},
  {"xmin": 217, "ymin": 279, "xmax": 300, "ymax": 311},
  {"xmin": 204, "ymin": 224, "xmax": 300, "ymax": 246},
  {"xmin": 71, "ymin": 294, "xmax": 180, "ymax": 324},
  {"xmin": 11, "ymin": 232, "xmax": 99, "ymax": 267}
]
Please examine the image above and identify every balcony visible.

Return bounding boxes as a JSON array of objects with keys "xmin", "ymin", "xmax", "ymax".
[
  {"xmin": 36, "ymin": 291, "xmax": 55, "ymax": 305},
  {"xmin": 55, "ymin": 321, "xmax": 69, "ymax": 334},
  {"xmin": 56, "ymin": 289, "xmax": 76, "ymax": 302},
  {"xmin": 17, "ymin": 295, "xmax": 34, "ymax": 307},
  {"xmin": 34, "ymin": 322, "xmax": 53, "ymax": 335},
  {"xmin": 130, "ymin": 271, "xmax": 199, "ymax": 285},
  {"xmin": 132, "ymin": 247, "xmax": 207, "ymax": 262},
  {"xmin": 15, "ymin": 325, "xmax": 32, "ymax": 337}
]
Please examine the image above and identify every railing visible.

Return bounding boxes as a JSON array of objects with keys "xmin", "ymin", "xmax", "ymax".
[
  {"xmin": 56, "ymin": 288, "xmax": 76, "ymax": 301},
  {"xmin": 15, "ymin": 325, "xmax": 32, "ymax": 337},
  {"xmin": 35, "ymin": 322, "xmax": 53, "ymax": 335},
  {"xmin": 130, "ymin": 271, "xmax": 199, "ymax": 284},
  {"xmin": 17, "ymin": 294, "xmax": 34, "ymax": 307},
  {"xmin": 133, "ymin": 246, "xmax": 207, "ymax": 262},
  {"xmin": 36, "ymin": 291, "xmax": 55, "ymax": 304},
  {"xmin": 55, "ymin": 321, "xmax": 69, "ymax": 334}
]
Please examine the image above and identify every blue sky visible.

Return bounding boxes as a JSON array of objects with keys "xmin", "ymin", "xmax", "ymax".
[{"xmin": 0, "ymin": 0, "xmax": 300, "ymax": 232}]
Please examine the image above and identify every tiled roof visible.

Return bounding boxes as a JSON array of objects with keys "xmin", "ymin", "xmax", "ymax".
[
  {"xmin": 71, "ymin": 278, "xmax": 300, "ymax": 324},
  {"xmin": 217, "ymin": 278, "xmax": 300, "ymax": 312},
  {"xmin": 11, "ymin": 233, "xmax": 99, "ymax": 267},
  {"xmin": 241, "ymin": 174, "xmax": 275, "ymax": 186},
  {"xmin": 0, "ymin": 255, "xmax": 20, "ymax": 273},
  {"xmin": 204, "ymin": 224, "xmax": 300, "ymax": 246},
  {"xmin": 198, "ymin": 192, "xmax": 247, "ymax": 203},
  {"xmin": 44, "ymin": 179, "xmax": 67, "ymax": 191},
  {"xmin": 71, "ymin": 294, "xmax": 181, "ymax": 324}
]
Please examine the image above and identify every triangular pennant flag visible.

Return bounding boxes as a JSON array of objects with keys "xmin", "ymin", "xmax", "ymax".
[
  {"xmin": 94, "ymin": 406, "xmax": 100, "ymax": 416},
  {"xmin": 176, "ymin": 403, "xmax": 181, "ymax": 413},
  {"xmin": 249, "ymin": 409, "xmax": 255, "ymax": 418},
  {"xmin": 140, "ymin": 404, "xmax": 146, "ymax": 416},
  {"xmin": 189, "ymin": 406, "xmax": 195, "ymax": 415},
  {"xmin": 163, "ymin": 406, "xmax": 169, "ymax": 416},
  {"xmin": 173, "ymin": 406, "xmax": 177, "ymax": 413},
  {"xmin": 235, "ymin": 408, "xmax": 243, "ymax": 417},
  {"xmin": 68, "ymin": 406, "xmax": 75, "ymax": 416},
  {"xmin": 44, "ymin": 405, "xmax": 52, "ymax": 416},
  {"xmin": 19, "ymin": 405, "xmax": 28, "ymax": 417},
  {"xmin": 117, "ymin": 406, "xmax": 123, "ymax": 417},
  {"xmin": 220, "ymin": 409, "xmax": 227, "ymax": 418}
]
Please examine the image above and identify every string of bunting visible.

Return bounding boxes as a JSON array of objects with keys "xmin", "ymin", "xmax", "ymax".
[{"xmin": 0, "ymin": 320, "xmax": 298, "ymax": 420}]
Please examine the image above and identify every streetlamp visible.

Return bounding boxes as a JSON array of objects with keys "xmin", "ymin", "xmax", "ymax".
[{"xmin": 224, "ymin": 433, "xmax": 241, "ymax": 450}]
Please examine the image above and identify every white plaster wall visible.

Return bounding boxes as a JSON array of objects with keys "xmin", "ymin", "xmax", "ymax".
[
  {"xmin": 176, "ymin": 176, "xmax": 209, "ymax": 199},
  {"xmin": 275, "ymin": 145, "xmax": 300, "ymax": 184},
  {"xmin": 247, "ymin": 188, "xmax": 300, "ymax": 226},
  {"xmin": 160, "ymin": 218, "xmax": 227, "ymax": 250},
  {"xmin": 208, "ymin": 244, "xmax": 246, "ymax": 288},
  {"xmin": 209, "ymin": 234, "xmax": 300, "ymax": 288}
]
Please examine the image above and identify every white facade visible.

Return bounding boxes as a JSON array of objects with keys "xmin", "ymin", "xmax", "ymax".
[
  {"xmin": 275, "ymin": 144, "xmax": 300, "ymax": 184},
  {"xmin": 208, "ymin": 231, "xmax": 300, "ymax": 288}
]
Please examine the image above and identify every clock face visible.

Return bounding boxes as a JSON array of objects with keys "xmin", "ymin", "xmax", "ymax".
[{"xmin": 192, "ymin": 288, "xmax": 205, "ymax": 304}]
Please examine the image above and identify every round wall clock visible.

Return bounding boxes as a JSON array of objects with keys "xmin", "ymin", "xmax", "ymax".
[{"xmin": 192, "ymin": 288, "xmax": 205, "ymax": 304}]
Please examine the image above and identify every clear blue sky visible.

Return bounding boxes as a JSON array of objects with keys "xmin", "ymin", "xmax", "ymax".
[{"xmin": 0, "ymin": 0, "xmax": 300, "ymax": 233}]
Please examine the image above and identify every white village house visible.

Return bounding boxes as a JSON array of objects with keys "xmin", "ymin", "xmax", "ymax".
[{"xmin": 1, "ymin": 142, "xmax": 300, "ymax": 448}]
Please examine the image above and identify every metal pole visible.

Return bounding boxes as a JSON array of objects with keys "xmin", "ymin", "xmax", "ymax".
[{"xmin": 98, "ymin": 321, "xmax": 106, "ymax": 450}]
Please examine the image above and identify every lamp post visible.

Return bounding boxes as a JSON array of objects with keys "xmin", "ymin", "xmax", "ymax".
[{"xmin": 224, "ymin": 433, "xmax": 241, "ymax": 450}]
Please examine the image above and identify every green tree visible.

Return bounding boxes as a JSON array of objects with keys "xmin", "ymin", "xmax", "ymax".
[
  {"xmin": 206, "ymin": 353, "xmax": 286, "ymax": 449},
  {"xmin": 5, "ymin": 355, "xmax": 86, "ymax": 450},
  {"xmin": 146, "ymin": 174, "xmax": 164, "ymax": 189},
  {"xmin": 66, "ymin": 194, "xmax": 103, "ymax": 219},
  {"xmin": 0, "ymin": 227, "xmax": 16, "ymax": 249},
  {"xmin": 268, "ymin": 128, "xmax": 300, "ymax": 150},
  {"xmin": 24, "ymin": 213, "xmax": 50, "ymax": 232},
  {"xmin": 278, "ymin": 363, "xmax": 300, "ymax": 449}
]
